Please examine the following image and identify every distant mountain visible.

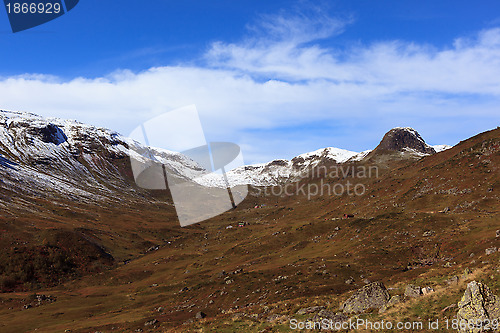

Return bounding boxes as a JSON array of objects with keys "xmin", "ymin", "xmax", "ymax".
[
  {"xmin": 213, "ymin": 127, "xmax": 451, "ymax": 187},
  {"xmin": 198, "ymin": 147, "xmax": 368, "ymax": 187},
  {"xmin": 0, "ymin": 111, "xmax": 454, "ymax": 194},
  {"xmin": 362, "ymin": 127, "xmax": 450, "ymax": 165},
  {"xmin": 375, "ymin": 127, "xmax": 436, "ymax": 154}
]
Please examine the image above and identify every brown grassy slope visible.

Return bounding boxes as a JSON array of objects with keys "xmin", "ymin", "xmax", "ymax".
[{"xmin": 0, "ymin": 128, "xmax": 498, "ymax": 332}]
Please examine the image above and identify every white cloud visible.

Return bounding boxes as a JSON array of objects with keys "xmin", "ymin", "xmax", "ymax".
[
  {"xmin": 0, "ymin": 10, "xmax": 499, "ymax": 164},
  {"xmin": 206, "ymin": 9, "xmax": 353, "ymax": 82},
  {"xmin": 207, "ymin": 16, "xmax": 500, "ymax": 95}
]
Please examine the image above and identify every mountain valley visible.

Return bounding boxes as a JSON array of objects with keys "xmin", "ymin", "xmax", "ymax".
[{"xmin": 0, "ymin": 110, "xmax": 498, "ymax": 332}]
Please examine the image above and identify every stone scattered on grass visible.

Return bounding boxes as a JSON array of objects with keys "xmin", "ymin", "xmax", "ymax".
[
  {"xmin": 421, "ymin": 286, "xmax": 435, "ymax": 295},
  {"xmin": 231, "ymin": 313, "xmax": 246, "ymax": 321},
  {"xmin": 461, "ymin": 268, "xmax": 473, "ymax": 280},
  {"xmin": 312, "ymin": 310, "xmax": 348, "ymax": 323},
  {"xmin": 485, "ymin": 247, "xmax": 498, "ymax": 255},
  {"xmin": 345, "ymin": 277, "xmax": 355, "ymax": 285},
  {"xmin": 340, "ymin": 282, "xmax": 390, "ymax": 314},
  {"xmin": 183, "ymin": 319, "xmax": 194, "ymax": 325},
  {"xmin": 265, "ymin": 314, "xmax": 289, "ymax": 323},
  {"xmin": 195, "ymin": 311, "xmax": 207, "ymax": 319},
  {"xmin": 144, "ymin": 319, "xmax": 159, "ymax": 327},
  {"xmin": 296, "ymin": 306, "xmax": 325, "ymax": 315},
  {"xmin": 441, "ymin": 304, "xmax": 456, "ymax": 313},
  {"xmin": 447, "ymin": 275, "xmax": 460, "ymax": 286},
  {"xmin": 404, "ymin": 285, "xmax": 422, "ymax": 298},
  {"xmin": 379, "ymin": 295, "xmax": 402, "ymax": 313}
]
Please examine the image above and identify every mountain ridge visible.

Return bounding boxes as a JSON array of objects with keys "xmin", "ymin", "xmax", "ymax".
[
  {"xmin": 0, "ymin": 110, "xmax": 452, "ymax": 190},
  {"xmin": 218, "ymin": 126, "xmax": 451, "ymax": 187}
]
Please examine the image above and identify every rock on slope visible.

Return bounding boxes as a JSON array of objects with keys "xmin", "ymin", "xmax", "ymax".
[
  {"xmin": 340, "ymin": 282, "xmax": 390, "ymax": 314},
  {"xmin": 457, "ymin": 281, "xmax": 500, "ymax": 333}
]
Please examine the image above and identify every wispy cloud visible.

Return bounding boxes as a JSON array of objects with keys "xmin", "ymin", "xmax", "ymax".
[
  {"xmin": 207, "ymin": 11, "xmax": 500, "ymax": 95},
  {"xmin": 206, "ymin": 7, "xmax": 353, "ymax": 81},
  {"xmin": 0, "ymin": 9, "xmax": 499, "ymax": 163}
]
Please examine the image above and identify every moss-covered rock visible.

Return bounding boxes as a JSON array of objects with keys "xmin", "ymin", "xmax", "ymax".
[
  {"xmin": 340, "ymin": 282, "xmax": 390, "ymax": 314},
  {"xmin": 457, "ymin": 281, "xmax": 500, "ymax": 333}
]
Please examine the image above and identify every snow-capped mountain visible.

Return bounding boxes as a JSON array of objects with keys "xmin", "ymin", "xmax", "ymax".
[
  {"xmin": 376, "ymin": 127, "xmax": 436, "ymax": 154},
  {"xmin": 0, "ymin": 110, "xmax": 452, "ymax": 197},
  {"xmin": 0, "ymin": 110, "xmax": 210, "ymax": 211},
  {"xmin": 203, "ymin": 127, "xmax": 452, "ymax": 187},
  {"xmin": 197, "ymin": 147, "xmax": 369, "ymax": 187},
  {"xmin": 360, "ymin": 126, "xmax": 452, "ymax": 164}
]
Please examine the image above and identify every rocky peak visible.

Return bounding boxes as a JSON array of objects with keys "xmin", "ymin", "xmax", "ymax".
[
  {"xmin": 27, "ymin": 123, "xmax": 68, "ymax": 145},
  {"xmin": 376, "ymin": 127, "xmax": 436, "ymax": 155}
]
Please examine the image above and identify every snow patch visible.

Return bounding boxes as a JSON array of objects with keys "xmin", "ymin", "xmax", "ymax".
[
  {"xmin": 348, "ymin": 150, "xmax": 372, "ymax": 162},
  {"xmin": 432, "ymin": 144, "xmax": 453, "ymax": 152}
]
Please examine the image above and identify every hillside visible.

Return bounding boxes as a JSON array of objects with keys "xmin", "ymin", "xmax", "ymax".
[{"xmin": 0, "ymin": 111, "xmax": 498, "ymax": 332}]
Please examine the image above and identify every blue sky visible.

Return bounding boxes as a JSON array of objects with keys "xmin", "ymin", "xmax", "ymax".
[{"xmin": 1, "ymin": 0, "xmax": 500, "ymax": 163}]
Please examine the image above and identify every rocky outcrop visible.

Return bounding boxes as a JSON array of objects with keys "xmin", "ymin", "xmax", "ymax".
[
  {"xmin": 312, "ymin": 310, "xmax": 348, "ymax": 323},
  {"xmin": 340, "ymin": 282, "xmax": 390, "ymax": 314},
  {"xmin": 27, "ymin": 123, "xmax": 67, "ymax": 145},
  {"xmin": 422, "ymin": 286, "xmax": 435, "ymax": 295},
  {"xmin": 379, "ymin": 295, "xmax": 402, "ymax": 313},
  {"xmin": 404, "ymin": 285, "xmax": 422, "ymax": 299},
  {"xmin": 365, "ymin": 127, "xmax": 437, "ymax": 164},
  {"xmin": 457, "ymin": 281, "xmax": 500, "ymax": 333},
  {"xmin": 296, "ymin": 306, "xmax": 325, "ymax": 315},
  {"xmin": 485, "ymin": 247, "xmax": 498, "ymax": 255},
  {"xmin": 448, "ymin": 275, "xmax": 460, "ymax": 286},
  {"xmin": 195, "ymin": 311, "xmax": 207, "ymax": 319},
  {"xmin": 375, "ymin": 127, "xmax": 436, "ymax": 154}
]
